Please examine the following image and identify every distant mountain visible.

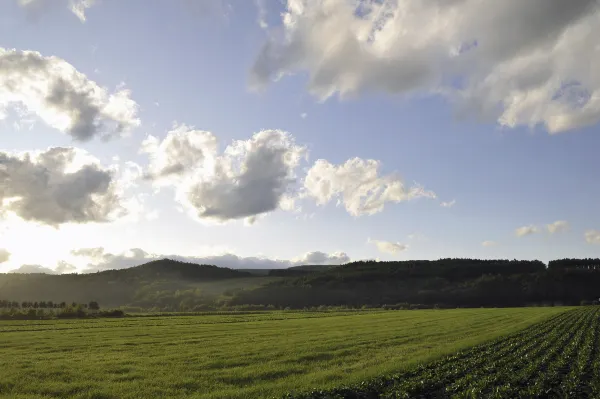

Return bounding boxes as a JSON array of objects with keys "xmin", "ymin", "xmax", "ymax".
[
  {"xmin": 96, "ymin": 258, "xmax": 253, "ymax": 280},
  {"xmin": 267, "ymin": 264, "xmax": 339, "ymax": 277},
  {"xmin": 0, "ymin": 259, "xmax": 259, "ymax": 308},
  {"xmin": 287, "ymin": 264, "xmax": 339, "ymax": 271}
]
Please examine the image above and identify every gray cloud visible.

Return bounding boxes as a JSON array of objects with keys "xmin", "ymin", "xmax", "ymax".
[
  {"xmin": 0, "ymin": 147, "xmax": 126, "ymax": 226},
  {"xmin": 142, "ymin": 126, "xmax": 306, "ymax": 224},
  {"xmin": 0, "ymin": 249, "xmax": 10, "ymax": 263},
  {"xmin": 55, "ymin": 260, "xmax": 77, "ymax": 274},
  {"xmin": 293, "ymin": 251, "xmax": 350, "ymax": 265},
  {"xmin": 0, "ymin": 47, "xmax": 140, "ymax": 141},
  {"xmin": 252, "ymin": 0, "xmax": 600, "ymax": 133}
]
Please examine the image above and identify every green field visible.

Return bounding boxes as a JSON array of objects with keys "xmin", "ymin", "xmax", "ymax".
[{"xmin": 0, "ymin": 308, "xmax": 569, "ymax": 398}]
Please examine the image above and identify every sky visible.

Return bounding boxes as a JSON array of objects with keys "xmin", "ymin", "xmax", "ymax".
[{"xmin": 1, "ymin": 0, "xmax": 600, "ymax": 273}]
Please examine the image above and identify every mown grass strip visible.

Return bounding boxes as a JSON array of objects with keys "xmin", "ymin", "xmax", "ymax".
[{"xmin": 0, "ymin": 308, "xmax": 566, "ymax": 399}]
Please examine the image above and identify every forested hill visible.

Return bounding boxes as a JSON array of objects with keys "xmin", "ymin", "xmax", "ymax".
[
  {"xmin": 0, "ymin": 259, "xmax": 256, "ymax": 308},
  {"xmin": 3, "ymin": 257, "xmax": 600, "ymax": 310},
  {"xmin": 230, "ymin": 258, "xmax": 600, "ymax": 308},
  {"xmin": 95, "ymin": 259, "xmax": 253, "ymax": 280}
]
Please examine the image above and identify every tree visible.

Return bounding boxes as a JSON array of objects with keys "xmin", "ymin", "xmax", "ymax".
[{"xmin": 88, "ymin": 301, "xmax": 100, "ymax": 311}]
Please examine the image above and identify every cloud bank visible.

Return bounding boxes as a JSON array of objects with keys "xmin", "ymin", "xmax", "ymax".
[
  {"xmin": 69, "ymin": 247, "xmax": 350, "ymax": 273},
  {"xmin": 9, "ymin": 264, "xmax": 56, "ymax": 274}
]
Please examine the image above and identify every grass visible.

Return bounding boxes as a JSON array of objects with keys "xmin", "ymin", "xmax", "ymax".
[
  {"xmin": 286, "ymin": 307, "xmax": 598, "ymax": 398},
  {"xmin": 0, "ymin": 307, "xmax": 569, "ymax": 399}
]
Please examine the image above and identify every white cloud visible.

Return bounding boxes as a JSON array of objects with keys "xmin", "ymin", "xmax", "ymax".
[
  {"xmin": 300, "ymin": 112, "xmax": 307, "ymax": 119},
  {"xmin": 304, "ymin": 157, "xmax": 435, "ymax": 216},
  {"xmin": 70, "ymin": 247, "xmax": 350, "ymax": 272},
  {"xmin": 0, "ymin": 147, "xmax": 133, "ymax": 226},
  {"xmin": 55, "ymin": 260, "xmax": 77, "ymax": 274},
  {"xmin": 255, "ymin": 0, "xmax": 268, "ymax": 29},
  {"xmin": 585, "ymin": 230, "xmax": 600, "ymax": 245},
  {"xmin": 18, "ymin": 0, "xmax": 97, "ymax": 22},
  {"xmin": 515, "ymin": 224, "xmax": 540, "ymax": 237},
  {"xmin": 407, "ymin": 233, "xmax": 426, "ymax": 241},
  {"xmin": 141, "ymin": 124, "xmax": 218, "ymax": 182},
  {"xmin": 252, "ymin": 0, "xmax": 600, "ymax": 133},
  {"xmin": 292, "ymin": 250, "xmax": 350, "ymax": 265},
  {"xmin": 0, "ymin": 47, "xmax": 140, "ymax": 141},
  {"xmin": 368, "ymin": 238, "xmax": 408, "ymax": 255},
  {"xmin": 547, "ymin": 220, "xmax": 569, "ymax": 234},
  {"xmin": 482, "ymin": 240, "xmax": 497, "ymax": 247},
  {"xmin": 0, "ymin": 249, "xmax": 10, "ymax": 263},
  {"xmin": 440, "ymin": 199, "xmax": 456, "ymax": 208},
  {"xmin": 142, "ymin": 125, "xmax": 307, "ymax": 224}
]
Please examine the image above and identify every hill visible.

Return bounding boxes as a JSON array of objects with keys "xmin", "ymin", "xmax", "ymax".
[
  {"xmin": 0, "ymin": 259, "xmax": 267, "ymax": 309},
  {"xmin": 229, "ymin": 258, "xmax": 600, "ymax": 308},
  {"xmin": 3, "ymin": 257, "xmax": 600, "ymax": 310},
  {"xmin": 268, "ymin": 264, "xmax": 338, "ymax": 277},
  {"xmin": 96, "ymin": 258, "xmax": 253, "ymax": 280}
]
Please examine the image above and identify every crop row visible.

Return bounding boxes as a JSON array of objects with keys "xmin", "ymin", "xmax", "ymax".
[{"xmin": 283, "ymin": 307, "xmax": 600, "ymax": 399}]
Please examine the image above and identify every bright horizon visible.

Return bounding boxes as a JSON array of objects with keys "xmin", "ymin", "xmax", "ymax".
[{"xmin": 2, "ymin": 0, "xmax": 600, "ymax": 274}]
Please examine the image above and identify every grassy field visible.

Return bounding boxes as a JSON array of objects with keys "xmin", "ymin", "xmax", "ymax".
[
  {"xmin": 289, "ymin": 307, "xmax": 600, "ymax": 398},
  {"xmin": 0, "ymin": 307, "xmax": 569, "ymax": 399}
]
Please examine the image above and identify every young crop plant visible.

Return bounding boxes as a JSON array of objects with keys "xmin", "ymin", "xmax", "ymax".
[{"xmin": 284, "ymin": 308, "xmax": 600, "ymax": 399}]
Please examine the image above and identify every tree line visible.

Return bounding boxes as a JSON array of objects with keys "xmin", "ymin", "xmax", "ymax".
[
  {"xmin": 232, "ymin": 258, "xmax": 600, "ymax": 309},
  {"xmin": 548, "ymin": 258, "xmax": 600, "ymax": 270},
  {"xmin": 0, "ymin": 300, "xmax": 100, "ymax": 310}
]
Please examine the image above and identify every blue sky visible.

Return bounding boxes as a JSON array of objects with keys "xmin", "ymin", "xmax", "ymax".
[{"xmin": 1, "ymin": 0, "xmax": 600, "ymax": 273}]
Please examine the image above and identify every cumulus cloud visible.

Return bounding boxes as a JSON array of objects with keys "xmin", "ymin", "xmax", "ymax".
[
  {"xmin": 55, "ymin": 260, "xmax": 77, "ymax": 274},
  {"xmin": 252, "ymin": 0, "xmax": 600, "ymax": 133},
  {"xmin": 368, "ymin": 238, "xmax": 408, "ymax": 255},
  {"xmin": 482, "ymin": 240, "xmax": 497, "ymax": 247},
  {"xmin": 0, "ymin": 147, "xmax": 130, "ymax": 226},
  {"xmin": 515, "ymin": 225, "xmax": 540, "ymax": 237},
  {"xmin": 292, "ymin": 250, "xmax": 350, "ymax": 265},
  {"xmin": 18, "ymin": 0, "xmax": 96, "ymax": 22},
  {"xmin": 0, "ymin": 249, "xmax": 10, "ymax": 263},
  {"xmin": 547, "ymin": 220, "xmax": 569, "ymax": 234},
  {"xmin": 141, "ymin": 124, "xmax": 218, "ymax": 182},
  {"xmin": 71, "ymin": 247, "xmax": 350, "ymax": 272},
  {"xmin": 304, "ymin": 157, "xmax": 435, "ymax": 216},
  {"xmin": 142, "ymin": 125, "xmax": 306, "ymax": 223},
  {"xmin": 0, "ymin": 47, "xmax": 140, "ymax": 141},
  {"xmin": 585, "ymin": 230, "xmax": 600, "ymax": 245},
  {"xmin": 9, "ymin": 264, "xmax": 56, "ymax": 274},
  {"xmin": 440, "ymin": 200, "xmax": 456, "ymax": 208}
]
